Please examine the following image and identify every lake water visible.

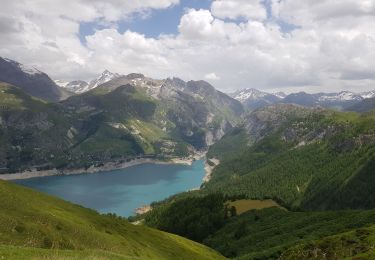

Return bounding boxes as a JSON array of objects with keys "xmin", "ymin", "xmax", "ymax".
[{"xmin": 14, "ymin": 160, "xmax": 205, "ymax": 217}]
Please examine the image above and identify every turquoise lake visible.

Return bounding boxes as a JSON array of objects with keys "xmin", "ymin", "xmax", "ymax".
[{"xmin": 14, "ymin": 160, "xmax": 205, "ymax": 217}]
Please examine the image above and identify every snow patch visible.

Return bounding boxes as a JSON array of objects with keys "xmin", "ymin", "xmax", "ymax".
[{"xmin": 18, "ymin": 63, "xmax": 42, "ymax": 75}]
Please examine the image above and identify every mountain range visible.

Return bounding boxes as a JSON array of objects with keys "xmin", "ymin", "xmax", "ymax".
[
  {"xmin": 0, "ymin": 57, "xmax": 242, "ymax": 174},
  {"xmin": 231, "ymin": 87, "xmax": 375, "ymax": 111},
  {"xmin": 55, "ymin": 69, "xmax": 121, "ymax": 94},
  {"xmin": 54, "ymin": 65, "xmax": 375, "ymax": 113}
]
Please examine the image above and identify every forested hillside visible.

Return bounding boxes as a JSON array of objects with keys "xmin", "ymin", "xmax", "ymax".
[
  {"xmin": 138, "ymin": 104, "xmax": 375, "ymax": 259},
  {"xmin": 206, "ymin": 105, "xmax": 375, "ymax": 210}
]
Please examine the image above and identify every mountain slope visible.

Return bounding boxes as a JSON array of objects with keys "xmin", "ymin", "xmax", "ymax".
[
  {"xmin": 347, "ymin": 97, "xmax": 375, "ymax": 112},
  {"xmin": 64, "ymin": 75, "xmax": 243, "ymax": 150},
  {"xmin": 0, "ymin": 82, "xmax": 76, "ymax": 172},
  {"xmin": 206, "ymin": 104, "xmax": 375, "ymax": 210},
  {"xmin": 139, "ymin": 193, "xmax": 375, "ymax": 259},
  {"xmin": 0, "ymin": 179, "xmax": 224, "ymax": 259},
  {"xmin": 205, "ymin": 208, "xmax": 375, "ymax": 259},
  {"xmin": 0, "ymin": 57, "xmax": 70, "ymax": 102}
]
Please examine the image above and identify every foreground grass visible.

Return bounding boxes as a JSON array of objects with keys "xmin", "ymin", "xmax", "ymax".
[{"xmin": 0, "ymin": 180, "xmax": 224, "ymax": 259}]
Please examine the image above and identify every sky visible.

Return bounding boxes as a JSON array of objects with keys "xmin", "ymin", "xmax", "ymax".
[{"xmin": 0, "ymin": 0, "xmax": 375, "ymax": 93}]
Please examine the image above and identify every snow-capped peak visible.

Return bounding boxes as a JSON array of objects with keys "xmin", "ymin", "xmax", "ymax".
[
  {"xmin": 88, "ymin": 70, "xmax": 120, "ymax": 89},
  {"xmin": 232, "ymin": 88, "xmax": 269, "ymax": 102},
  {"xmin": 54, "ymin": 80, "xmax": 69, "ymax": 88},
  {"xmin": 361, "ymin": 90, "xmax": 375, "ymax": 99},
  {"xmin": 318, "ymin": 91, "xmax": 363, "ymax": 102}
]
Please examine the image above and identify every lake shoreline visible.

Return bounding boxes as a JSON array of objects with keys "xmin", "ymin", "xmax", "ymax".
[{"xmin": 0, "ymin": 156, "xmax": 200, "ymax": 181}]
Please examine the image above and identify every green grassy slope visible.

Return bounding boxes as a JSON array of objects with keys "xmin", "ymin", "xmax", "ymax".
[{"xmin": 0, "ymin": 180, "xmax": 224, "ymax": 259}]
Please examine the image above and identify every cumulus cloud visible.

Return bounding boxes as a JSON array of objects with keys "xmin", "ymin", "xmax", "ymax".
[
  {"xmin": 0, "ymin": 0, "xmax": 375, "ymax": 93},
  {"xmin": 211, "ymin": 0, "xmax": 267, "ymax": 21}
]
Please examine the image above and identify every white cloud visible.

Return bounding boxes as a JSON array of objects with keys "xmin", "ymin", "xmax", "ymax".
[
  {"xmin": 211, "ymin": 0, "xmax": 267, "ymax": 21},
  {"xmin": 205, "ymin": 73, "xmax": 221, "ymax": 80},
  {"xmin": 1, "ymin": 0, "xmax": 375, "ymax": 93}
]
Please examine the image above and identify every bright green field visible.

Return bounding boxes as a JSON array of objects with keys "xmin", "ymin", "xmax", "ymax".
[{"xmin": 0, "ymin": 180, "xmax": 225, "ymax": 259}]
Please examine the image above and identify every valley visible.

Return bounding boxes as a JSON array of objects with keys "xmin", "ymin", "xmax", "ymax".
[
  {"xmin": 2, "ymin": 1, "xmax": 375, "ymax": 259},
  {"xmin": 1, "ymin": 57, "xmax": 375, "ymax": 259}
]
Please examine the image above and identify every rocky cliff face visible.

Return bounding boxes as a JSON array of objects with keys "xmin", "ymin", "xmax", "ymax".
[{"xmin": 86, "ymin": 74, "xmax": 243, "ymax": 149}]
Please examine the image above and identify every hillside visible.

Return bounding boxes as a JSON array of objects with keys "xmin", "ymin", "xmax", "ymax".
[
  {"xmin": 205, "ymin": 104, "xmax": 375, "ymax": 210},
  {"xmin": 135, "ymin": 104, "xmax": 375, "ymax": 258},
  {"xmin": 347, "ymin": 97, "xmax": 375, "ymax": 113},
  {"xmin": 0, "ymin": 179, "xmax": 224, "ymax": 259},
  {"xmin": 205, "ymin": 208, "xmax": 375, "ymax": 259},
  {"xmin": 0, "ymin": 57, "xmax": 70, "ymax": 102},
  {"xmin": 139, "ymin": 193, "xmax": 375, "ymax": 259}
]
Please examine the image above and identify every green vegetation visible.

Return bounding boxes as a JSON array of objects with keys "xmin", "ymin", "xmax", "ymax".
[
  {"xmin": 0, "ymin": 180, "xmax": 224, "ymax": 259},
  {"xmin": 227, "ymin": 199, "xmax": 283, "ymax": 215},
  {"xmin": 145, "ymin": 194, "xmax": 227, "ymax": 242},
  {"xmin": 138, "ymin": 105, "xmax": 375, "ymax": 259},
  {"xmin": 0, "ymin": 82, "xmax": 48, "ymax": 111},
  {"xmin": 280, "ymin": 226, "xmax": 375, "ymax": 259},
  {"xmin": 204, "ymin": 108, "xmax": 375, "ymax": 211},
  {"xmin": 141, "ymin": 192, "xmax": 375, "ymax": 259},
  {"xmin": 205, "ymin": 208, "xmax": 375, "ymax": 259},
  {"xmin": 206, "ymin": 127, "xmax": 249, "ymax": 161}
]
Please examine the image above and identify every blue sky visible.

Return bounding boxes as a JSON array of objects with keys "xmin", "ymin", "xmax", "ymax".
[
  {"xmin": 79, "ymin": 0, "xmax": 212, "ymax": 45},
  {"xmin": 79, "ymin": 0, "xmax": 297, "ymax": 46}
]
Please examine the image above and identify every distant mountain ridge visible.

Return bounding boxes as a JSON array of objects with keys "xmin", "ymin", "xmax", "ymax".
[
  {"xmin": 55, "ymin": 70, "xmax": 121, "ymax": 94},
  {"xmin": 230, "ymin": 88, "xmax": 283, "ymax": 110},
  {"xmin": 231, "ymin": 87, "xmax": 375, "ymax": 111}
]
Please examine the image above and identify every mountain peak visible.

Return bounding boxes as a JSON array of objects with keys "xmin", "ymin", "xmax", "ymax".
[
  {"xmin": 88, "ymin": 70, "xmax": 121, "ymax": 89},
  {"xmin": 232, "ymin": 88, "xmax": 269, "ymax": 102},
  {"xmin": 101, "ymin": 69, "xmax": 114, "ymax": 76}
]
